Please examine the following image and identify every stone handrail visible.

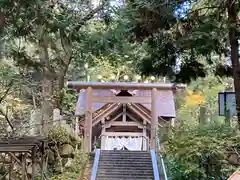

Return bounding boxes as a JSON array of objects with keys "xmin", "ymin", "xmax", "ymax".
[
  {"xmin": 151, "ymin": 149, "xmax": 160, "ymax": 180},
  {"xmin": 90, "ymin": 148, "xmax": 101, "ymax": 180},
  {"xmin": 156, "ymin": 137, "xmax": 168, "ymax": 180}
]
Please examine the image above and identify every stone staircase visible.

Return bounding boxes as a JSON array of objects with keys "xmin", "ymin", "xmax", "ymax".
[{"xmin": 96, "ymin": 150, "xmax": 154, "ymax": 180}]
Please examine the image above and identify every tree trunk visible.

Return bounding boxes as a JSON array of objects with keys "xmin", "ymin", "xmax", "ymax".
[
  {"xmin": 39, "ymin": 36, "xmax": 53, "ymax": 131},
  {"xmin": 227, "ymin": 0, "xmax": 240, "ymax": 129},
  {"xmin": 55, "ymin": 75, "xmax": 65, "ymax": 112},
  {"xmin": 0, "ymin": 12, "xmax": 5, "ymax": 59}
]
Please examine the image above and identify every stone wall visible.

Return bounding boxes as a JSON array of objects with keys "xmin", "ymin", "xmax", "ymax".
[{"xmin": 30, "ymin": 108, "xmax": 78, "ymax": 137}]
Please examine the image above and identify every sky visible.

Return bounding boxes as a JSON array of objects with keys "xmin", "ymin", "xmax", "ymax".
[
  {"xmin": 174, "ymin": 1, "xmax": 190, "ymax": 18},
  {"xmin": 92, "ymin": 0, "xmax": 190, "ymax": 15},
  {"xmin": 92, "ymin": 0, "xmax": 124, "ymax": 8}
]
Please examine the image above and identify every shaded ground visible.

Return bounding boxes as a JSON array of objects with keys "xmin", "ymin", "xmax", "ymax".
[{"xmin": 78, "ymin": 158, "xmax": 92, "ymax": 180}]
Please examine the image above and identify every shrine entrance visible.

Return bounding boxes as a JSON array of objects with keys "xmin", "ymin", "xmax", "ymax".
[{"xmin": 67, "ymin": 81, "xmax": 185, "ymax": 152}]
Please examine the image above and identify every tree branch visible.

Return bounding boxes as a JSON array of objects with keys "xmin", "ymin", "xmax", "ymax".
[
  {"xmin": 0, "ymin": 108, "xmax": 14, "ymax": 130},
  {"xmin": 59, "ymin": 28, "xmax": 72, "ymax": 59},
  {"xmin": 73, "ymin": 3, "xmax": 106, "ymax": 32},
  {"xmin": 186, "ymin": 6, "xmax": 223, "ymax": 17},
  {"xmin": 0, "ymin": 80, "xmax": 13, "ymax": 104}
]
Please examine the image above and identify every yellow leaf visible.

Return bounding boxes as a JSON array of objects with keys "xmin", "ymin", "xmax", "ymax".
[{"xmin": 186, "ymin": 92, "xmax": 204, "ymax": 105}]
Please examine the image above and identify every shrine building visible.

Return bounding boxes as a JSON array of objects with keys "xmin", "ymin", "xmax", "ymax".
[{"xmin": 67, "ymin": 81, "xmax": 185, "ymax": 152}]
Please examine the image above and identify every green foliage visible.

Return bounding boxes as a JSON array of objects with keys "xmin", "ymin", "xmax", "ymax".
[
  {"xmin": 118, "ymin": 0, "xmax": 239, "ymax": 83},
  {"xmin": 0, "ymin": 1, "xmax": 239, "ymax": 179},
  {"xmin": 60, "ymin": 89, "xmax": 76, "ymax": 114},
  {"xmin": 49, "ymin": 151, "xmax": 89, "ymax": 180},
  {"xmin": 47, "ymin": 125, "xmax": 72, "ymax": 145},
  {"xmin": 165, "ymin": 124, "xmax": 239, "ymax": 180},
  {"xmin": 165, "ymin": 75, "xmax": 238, "ymax": 179},
  {"xmin": 177, "ymin": 75, "xmax": 226, "ymax": 126}
]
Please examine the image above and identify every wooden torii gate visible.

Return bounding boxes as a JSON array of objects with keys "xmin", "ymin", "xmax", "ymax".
[{"xmin": 67, "ymin": 81, "xmax": 185, "ymax": 152}]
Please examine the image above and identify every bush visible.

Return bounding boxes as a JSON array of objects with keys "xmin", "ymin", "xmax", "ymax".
[
  {"xmin": 46, "ymin": 125, "xmax": 80, "ymax": 147},
  {"xmin": 49, "ymin": 151, "xmax": 89, "ymax": 180},
  {"xmin": 164, "ymin": 124, "xmax": 239, "ymax": 180}
]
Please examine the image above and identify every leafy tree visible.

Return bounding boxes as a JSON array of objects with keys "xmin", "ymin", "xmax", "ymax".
[
  {"xmin": 120, "ymin": 0, "xmax": 240, "ymax": 128},
  {"xmin": 1, "ymin": 0, "xmax": 108, "ymax": 123}
]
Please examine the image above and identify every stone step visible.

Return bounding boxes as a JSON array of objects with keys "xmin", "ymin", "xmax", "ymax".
[
  {"xmin": 98, "ymin": 168, "xmax": 153, "ymax": 172},
  {"xmin": 100, "ymin": 155, "xmax": 151, "ymax": 159},
  {"xmin": 100, "ymin": 156, "xmax": 152, "ymax": 159},
  {"xmin": 97, "ymin": 179, "xmax": 153, "ymax": 180},
  {"xmin": 100, "ymin": 155, "xmax": 151, "ymax": 158},
  {"xmin": 99, "ymin": 160, "xmax": 152, "ymax": 163},
  {"xmin": 96, "ymin": 151, "xmax": 155, "ymax": 180},
  {"xmin": 98, "ymin": 165, "xmax": 153, "ymax": 170},
  {"xmin": 97, "ymin": 169, "xmax": 154, "ymax": 175},
  {"xmin": 97, "ymin": 177, "xmax": 154, "ymax": 180},
  {"xmin": 97, "ymin": 174, "xmax": 154, "ymax": 179},
  {"xmin": 100, "ymin": 156, "xmax": 151, "ymax": 159},
  {"xmin": 100, "ymin": 156, "xmax": 151, "ymax": 158},
  {"xmin": 98, "ymin": 171, "xmax": 153, "ymax": 176},
  {"xmin": 100, "ymin": 153, "xmax": 150, "ymax": 155},
  {"xmin": 101, "ymin": 150, "xmax": 148, "ymax": 153},
  {"xmin": 101, "ymin": 151, "xmax": 150, "ymax": 154},
  {"xmin": 98, "ymin": 163, "xmax": 152, "ymax": 167},
  {"xmin": 100, "ymin": 155, "xmax": 151, "ymax": 157},
  {"xmin": 97, "ymin": 174, "xmax": 154, "ymax": 177}
]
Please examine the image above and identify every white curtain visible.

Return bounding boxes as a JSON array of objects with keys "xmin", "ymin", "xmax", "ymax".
[
  {"xmin": 104, "ymin": 136, "xmax": 116, "ymax": 150},
  {"xmin": 104, "ymin": 136, "xmax": 143, "ymax": 151},
  {"xmin": 125, "ymin": 137, "xmax": 142, "ymax": 150}
]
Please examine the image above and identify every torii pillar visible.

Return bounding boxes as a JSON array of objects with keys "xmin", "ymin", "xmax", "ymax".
[
  {"xmin": 84, "ymin": 87, "xmax": 93, "ymax": 152},
  {"xmin": 151, "ymin": 88, "xmax": 158, "ymax": 150}
]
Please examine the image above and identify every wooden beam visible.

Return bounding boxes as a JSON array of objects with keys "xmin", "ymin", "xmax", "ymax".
[
  {"xmin": 0, "ymin": 146, "xmax": 32, "ymax": 152},
  {"xmin": 93, "ymin": 103, "xmax": 118, "ymax": 121},
  {"xmin": 22, "ymin": 153, "xmax": 27, "ymax": 180},
  {"xmin": 67, "ymin": 81, "xmax": 186, "ymax": 90},
  {"xmin": 127, "ymin": 104, "xmax": 151, "ymax": 124},
  {"xmin": 131, "ymin": 104, "xmax": 151, "ymax": 119},
  {"xmin": 101, "ymin": 119, "xmax": 105, "ymax": 124},
  {"xmin": 105, "ymin": 121, "xmax": 143, "ymax": 128},
  {"xmin": 40, "ymin": 141, "xmax": 44, "ymax": 180},
  {"xmin": 100, "ymin": 118, "xmax": 106, "ymax": 149},
  {"xmin": 32, "ymin": 146, "xmax": 37, "ymax": 180},
  {"xmin": 104, "ymin": 112, "xmax": 123, "ymax": 128},
  {"xmin": 93, "ymin": 104, "xmax": 121, "ymax": 126},
  {"xmin": 104, "ymin": 132, "xmax": 144, "ymax": 137},
  {"xmin": 122, "ymin": 104, "xmax": 126, "ymax": 122},
  {"xmin": 126, "ymin": 112, "xmax": 140, "ymax": 123},
  {"xmin": 143, "ymin": 124, "xmax": 147, "ymax": 150},
  {"xmin": 128, "ymin": 104, "xmax": 163, "ymax": 127},
  {"xmin": 84, "ymin": 87, "xmax": 92, "ymax": 152},
  {"xmin": 126, "ymin": 112, "xmax": 145, "ymax": 128},
  {"xmin": 92, "ymin": 96, "xmax": 151, "ymax": 104},
  {"xmin": 151, "ymin": 88, "xmax": 158, "ymax": 150},
  {"xmin": 9, "ymin": 156, "xmax": 13, "ymax": 180},
  {"xmin": 143, "ymin": 120, "xmax": 147, "ymax": 125}
]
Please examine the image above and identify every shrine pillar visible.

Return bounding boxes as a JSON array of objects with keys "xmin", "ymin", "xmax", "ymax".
[
  {"xmin": 151, "ymin": 88, "xmax": 158, "ymax": 150},
  {"xmin": 84, "ymin": 87, "xmax": 92, "ymax": 152}
]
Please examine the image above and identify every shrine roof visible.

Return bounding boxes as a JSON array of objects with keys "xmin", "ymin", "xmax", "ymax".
[
  {"xmin": 0, "ymin": 136, "xmax": 45, "ymax": 153},
  {"xmin": 75, "ymin": 89, "xmax": 176, "ymax": 117}
]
